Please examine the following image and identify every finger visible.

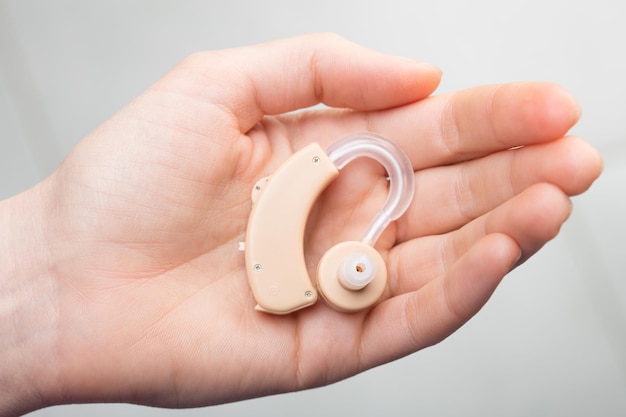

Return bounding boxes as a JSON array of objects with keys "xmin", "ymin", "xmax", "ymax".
[
  {"xmin": 396, "ymin": 135, "xmax": 603, "ymax": 240},
  {"xmin": 285, "ymin": 82, "xmax": 581, "ymax": 169},
  {"xmin": 389, "ymin": 182, "xmax": 572, "ymax": 296},
  {"xmin": 361, "ymin": 233, "xmax": 520, "ymax": 366},
  {"xmin": 449, "ymin": 182, "xmax": 572, "ymax": 266},
  {"xmin": 398, "ymin": 82, "xmax": 582, "ymax": 168},
  {"xmin": 159, "ymin": 33, "xmax": 441, "ymax": 133}
]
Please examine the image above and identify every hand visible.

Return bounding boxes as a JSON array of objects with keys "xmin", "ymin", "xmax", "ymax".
[{"xmin": 0, "ymin": 33, "xmax": 602, "ymax": 415}]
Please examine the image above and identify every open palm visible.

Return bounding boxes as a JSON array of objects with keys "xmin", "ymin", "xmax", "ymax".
[{"xmin": 39, "ymin": 34, "xmax": 602, "ymax": 408}]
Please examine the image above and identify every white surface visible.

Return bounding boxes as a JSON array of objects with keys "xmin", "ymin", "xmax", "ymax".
[{"xmin": 1, "ymin": 1, "xmax": 624, "ymax": 416}]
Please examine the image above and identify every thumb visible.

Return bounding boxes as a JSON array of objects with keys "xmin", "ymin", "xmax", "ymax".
[{"xmin": 160, "ymin": 33, "xmax": 441, "ymax": 132}]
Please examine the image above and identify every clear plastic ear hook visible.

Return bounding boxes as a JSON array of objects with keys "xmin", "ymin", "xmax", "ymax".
[
  {"xmin": 242, "ymin": 132, "xmax": 415, "ymax": 314},
  {"xmin": 326, "ymin": 132, "xmax": 415, "ymax": 245}
]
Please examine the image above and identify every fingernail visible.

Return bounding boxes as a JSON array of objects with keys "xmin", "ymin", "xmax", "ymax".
[
  {"xmin": 511, "ymin": 250, "xmax": 523, "ymax": 270},
  {"xmin": 396, "ymin": 56, "xmax": 442, "ymax": 74}
]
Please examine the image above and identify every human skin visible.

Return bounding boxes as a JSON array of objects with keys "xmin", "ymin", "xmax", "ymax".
[{"xmin": 0, "ymin": 33, "xmax": 603, "ymax": 416}]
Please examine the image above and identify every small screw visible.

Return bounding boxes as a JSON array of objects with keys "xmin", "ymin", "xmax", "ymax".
[
  {"xmin": 254, "ymin": 264, "xmax": 262, "ymax": 272},
  {"xmin": 312, "ymin": 156, "xmax": 320, "ymax": 164},
  {"xmin": 305, "ymin": 290, "xmax": 314, "ymax": 299}
]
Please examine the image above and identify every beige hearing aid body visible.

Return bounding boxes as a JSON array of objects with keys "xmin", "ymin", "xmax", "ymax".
[
  {"xmin": 244, "ymin": 143, "xmax": 336, "ymax": 314},
  {"xmin": 241, "ymin": 133, "xmax": 414, "ymax": 314}
]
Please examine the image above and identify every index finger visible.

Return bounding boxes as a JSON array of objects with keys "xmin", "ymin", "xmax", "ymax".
[
  {"xmin": 395, "ymin": 82, "xmax": 583, "ymax": 168},
  {"xmin": 285, "ymin": 82, "xmax": 582, "ymax": 169}
]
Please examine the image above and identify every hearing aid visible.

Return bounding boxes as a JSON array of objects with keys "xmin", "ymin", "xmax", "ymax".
[{"xmin": 239, "ymin": 132, "xmax": 415, "ymax": 314}]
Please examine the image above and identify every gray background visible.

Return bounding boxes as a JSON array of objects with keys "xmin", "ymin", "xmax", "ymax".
[{"xmin": 1, "ymin": 0, "xmax": 624, "ymax": 416}]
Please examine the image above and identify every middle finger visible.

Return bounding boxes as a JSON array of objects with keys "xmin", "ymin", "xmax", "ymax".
[{"xmin": 395, "ymin": 136, "xmax": 597, "ymax": 241}]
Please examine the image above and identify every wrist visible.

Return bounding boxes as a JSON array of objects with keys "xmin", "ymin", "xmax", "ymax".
[{"xmin": 0, "ymin": 182, "xmax": 59, "ymax": 416}]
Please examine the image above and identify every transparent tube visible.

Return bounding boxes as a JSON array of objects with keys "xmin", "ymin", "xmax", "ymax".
[{"xmin": 326, "ymin": 132, "xmax": 415, "ymax": 245}]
